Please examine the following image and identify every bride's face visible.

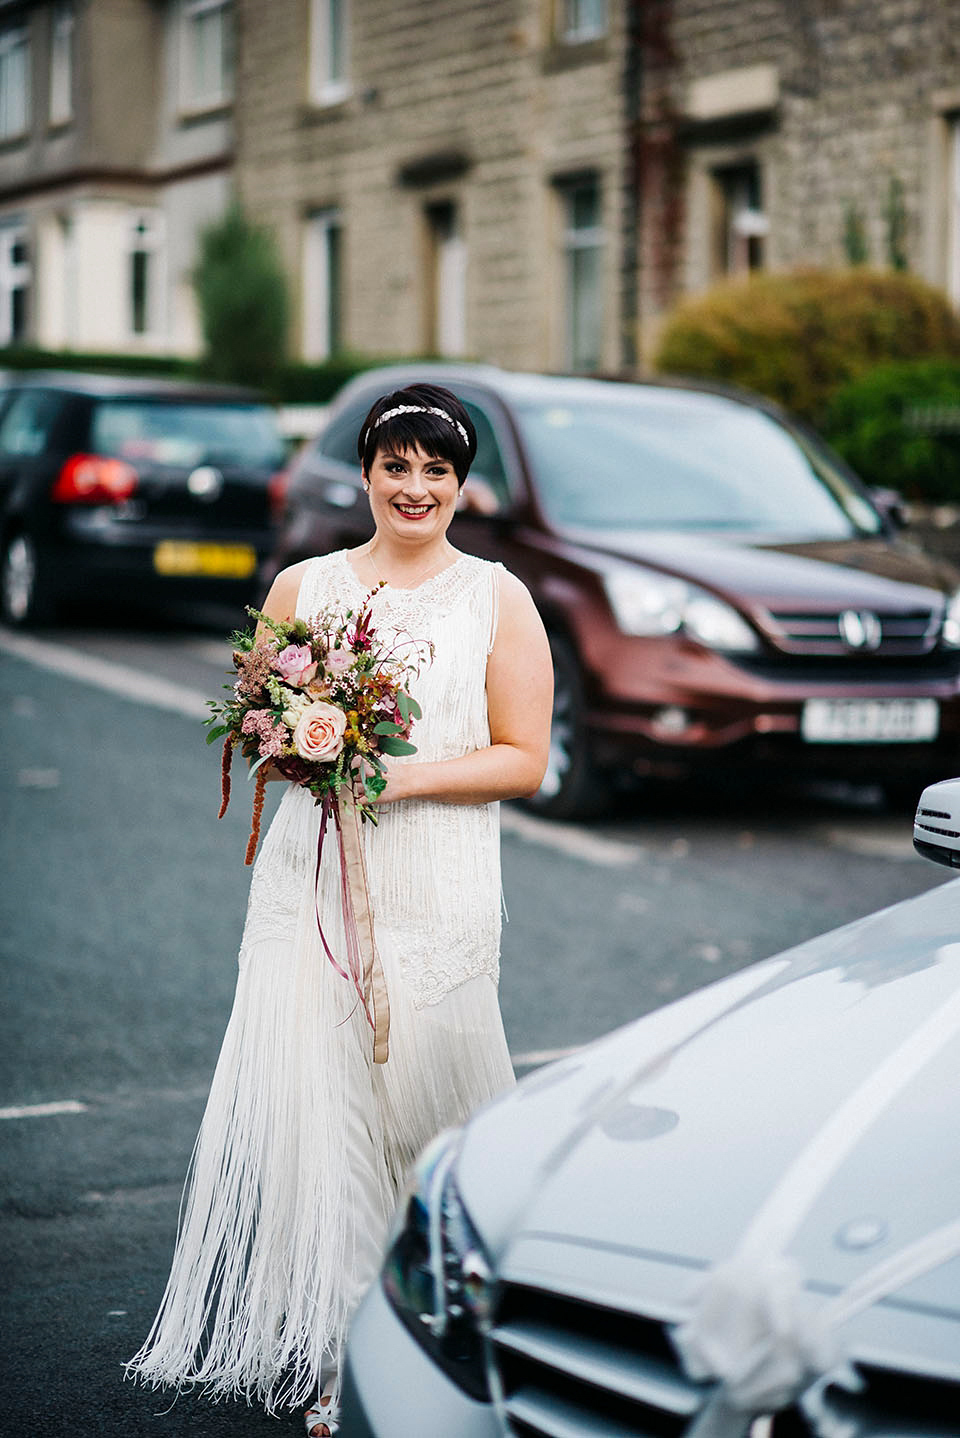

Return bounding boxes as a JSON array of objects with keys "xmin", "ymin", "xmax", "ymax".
[{"xmin": 364, "ymin": 443, "xmax": 460, "ymax": 547}]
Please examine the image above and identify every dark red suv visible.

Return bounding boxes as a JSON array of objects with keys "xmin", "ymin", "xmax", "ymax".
[{"xmin": 267, "ymin": 362, "xmax": 960, "ymax": 818}]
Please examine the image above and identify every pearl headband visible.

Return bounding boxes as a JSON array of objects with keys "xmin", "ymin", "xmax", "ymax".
[{"xmin": 367, "ymin": 403, "xmax": 470, "ymax": 446}]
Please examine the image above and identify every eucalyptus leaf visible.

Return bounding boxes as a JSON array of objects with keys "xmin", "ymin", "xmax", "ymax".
[
  {"xmin": 373, "ymin": 720, "xmax": 403, "ymax": 735},
  {"xmin": 205, "ymin": 725, "xmax": 229, "ymax": 744},
  {"xmin": 379, "ymin": 736, "xmax": 418, "ymax": 756}
]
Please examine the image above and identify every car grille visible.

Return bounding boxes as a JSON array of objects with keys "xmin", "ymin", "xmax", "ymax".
[
  {"xmin": 488, "ymin": 1282, "xmax": 960, "ymax": 1437},
  {"xmin": 764, "ymin": 609, "xmax": 940, "ymax": 657}
]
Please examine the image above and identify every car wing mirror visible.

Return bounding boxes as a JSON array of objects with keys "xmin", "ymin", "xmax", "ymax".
[
  {"xmin": 914, "ymin": 778, "xmax": 960, "ymax": 868},
  {"xmin": 457, "ymin": 474, "xmax": 506, "ymax": 517},
  {"xmin": 870, "ymin": 487, "xmax": 908, "ymax": 530}
]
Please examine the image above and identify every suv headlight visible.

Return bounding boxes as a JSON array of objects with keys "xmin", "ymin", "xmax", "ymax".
[
  {"xmin": 603, "ymin": 567, "xmax": 759, "ymax": 652},
  {"xmin": 382, "ymin": 1130, "xmax": 495, "ymax": 1401},
  {"xmin": 942, "ymin": 591, "xmax": 960, "ymax": 648}
]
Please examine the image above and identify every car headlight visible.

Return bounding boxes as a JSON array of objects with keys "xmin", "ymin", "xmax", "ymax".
[
  {"xmin": 603, "ymin": 567, "xmax": 759, "ymax": 652},
  {"xmin": 942, "ymin": 591, "xmax": 960, "ymax": 648},
  {"xmin": 382, "ymin": 1129, "xmax": 495, "ymax": 1401}
]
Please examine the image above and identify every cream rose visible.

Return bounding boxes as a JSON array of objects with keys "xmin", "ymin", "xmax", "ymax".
[
  {"xmin": 293, "ymin": 700, "xmax": 347, "ymax": 763},
  {"xmin": 281, "ymin": 690, "xmax": 313, "ymax": 727}
]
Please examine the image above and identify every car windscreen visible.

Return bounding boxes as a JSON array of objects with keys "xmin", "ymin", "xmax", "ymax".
[
  {"xmin": 91, "ymin": 400, "xmax": 286, "ymax": 470},
  {"xmin": 514, "ymin": 391, "xmax": 883, "ymax": 538}
]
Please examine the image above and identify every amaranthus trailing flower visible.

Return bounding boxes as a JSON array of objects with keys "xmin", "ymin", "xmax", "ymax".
[{"xmin": 205, "ymin": 585, "xmax": 432, "ymax": 861}]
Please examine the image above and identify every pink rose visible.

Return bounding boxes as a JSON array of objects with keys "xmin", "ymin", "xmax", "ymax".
[
  {"xmin": 324, "ymin": 647, "xmax": 353, "ymax": 676},
  {"xmin": 293, "ymin": 701, "xmax": 347, "ymax": 763},
  {"xmin": 274, "ymin": 643, "xmax": 317, "ymax": 687}
]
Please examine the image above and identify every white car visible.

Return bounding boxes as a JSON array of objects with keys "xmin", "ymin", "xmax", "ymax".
[{"xmin": 340, "ymin": 781, "xmax": 960, "ymax": 1437}]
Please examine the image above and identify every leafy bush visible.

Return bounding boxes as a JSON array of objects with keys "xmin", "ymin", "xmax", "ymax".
[
  {"xmin": 654, "ymin": 270, "xmax": 960, "ymax": 426},
  {"xmin": 823, "ymin": 358, "xmax": 960, "ymax": 503},
  {"xmin": 0, "ymin": 346, "xmax": 200, "ymax": 378},
  {"xmin": 194, "ymin": 205, "xmax": 290, "ymax": 387}
]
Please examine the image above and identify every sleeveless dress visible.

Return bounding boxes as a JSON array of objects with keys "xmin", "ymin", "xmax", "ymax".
[{"xmin": 127, "ymin": 550, "xmax": 517, "ymax": 1409}]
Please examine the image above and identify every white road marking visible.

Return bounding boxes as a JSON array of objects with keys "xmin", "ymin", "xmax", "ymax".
[
  {"xmin": 500, "ymin": 806, "xmax": 641, "ymax": 867},
  {"xmin": 0, "ymin": 628, "xmax": 209, "ymax": 720},
  {"xmin": 17, "ymin": 767, "xmax": 60, "ymax": 788},
  {"xmin": 0, "ymin": 1099, "xmax": 88, "ymax": 1119}
]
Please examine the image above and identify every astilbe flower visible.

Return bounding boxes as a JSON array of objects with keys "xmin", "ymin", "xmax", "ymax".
[
  {"xmin": 241, "ymin": 708, "xmax": 288, "ymax": 758},
  {"xmin": 234, "ymin": 640, "xmax": 276, "ymax": 698}
]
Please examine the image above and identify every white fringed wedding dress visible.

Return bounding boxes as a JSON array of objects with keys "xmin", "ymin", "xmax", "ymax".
[{"xmin": 127, "ymin": 550, "xmax": 516, "ymax": 1409}]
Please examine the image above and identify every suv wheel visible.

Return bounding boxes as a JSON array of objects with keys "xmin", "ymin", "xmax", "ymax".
[
  {"xmin": 1, "ymin": 532, "xmax": 56, "ymax": 627},
  {"xmin": 525, "ymin": 635, "xmax": 608, "ymax": 820}
]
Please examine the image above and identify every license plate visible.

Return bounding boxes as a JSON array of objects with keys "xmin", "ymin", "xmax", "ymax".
[
  {"xmin": 153, "ymin": 541, "xmax": 257, "ymax": 579},
  {"xmin": 801, "ymin": 698, "xmax": 940, "ymax": 743}
]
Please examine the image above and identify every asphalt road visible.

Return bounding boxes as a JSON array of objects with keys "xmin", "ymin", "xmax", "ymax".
[{"xmin": 0, "ymin": 617, "xmax": 950, "ymax": 1436}]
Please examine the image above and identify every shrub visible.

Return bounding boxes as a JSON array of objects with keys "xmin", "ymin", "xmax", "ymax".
[
  {"xmin": 194, "ymin": 205, "xmax": 290, "ymax": 388},
  {"xmin": 823, "ymin": 357, "xmax": 960, "ymax": 504},
  {"xmin": 654, "ymin": 269, "xmax": 960, "ymax": 427}
]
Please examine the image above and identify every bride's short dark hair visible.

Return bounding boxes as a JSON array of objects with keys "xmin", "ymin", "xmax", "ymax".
[{"xmin": 357, "ymin": 383, "xmax": 477, "ymax": 485}]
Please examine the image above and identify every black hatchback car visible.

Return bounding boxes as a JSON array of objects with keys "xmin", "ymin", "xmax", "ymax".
[{"xmin": 0, "ymin": 371, "xmax": 287, "ymax": 626}]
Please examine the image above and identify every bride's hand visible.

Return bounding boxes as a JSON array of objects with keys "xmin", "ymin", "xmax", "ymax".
[{"xmin": 375, "ymin": 758, "xmax": 414, "ymax": 805}]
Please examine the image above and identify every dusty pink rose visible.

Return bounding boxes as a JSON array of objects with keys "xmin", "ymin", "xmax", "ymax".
[
  {"xmin": 324, "ymin": 647, "xmax": 353, "ymax": 676},
  {"xmin": 293, "ymin": 701, "xmax": 347, "ymax": 763},
  {"xmin": 274, "ymin": 643, "xmax": 317, "ymax": 687}
]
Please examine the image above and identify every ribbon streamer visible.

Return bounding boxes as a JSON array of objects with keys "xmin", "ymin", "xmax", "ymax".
[
  {"xmin": 313, "ymin": 789, "xmax": 390, "ymax": 1065},
  {"xmin": 674, "ymin": 956, "xmax": 960, "ymax": 1435}
]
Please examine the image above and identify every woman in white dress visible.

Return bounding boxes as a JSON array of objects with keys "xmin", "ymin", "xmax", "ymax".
[{"xmin": 127, "ymin": 383, "xmax": 553, "ymax": 1435}]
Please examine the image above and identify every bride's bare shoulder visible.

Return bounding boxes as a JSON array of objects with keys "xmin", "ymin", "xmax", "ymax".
[{"xmin": 259, "ymin": 558, "xmax": 314, "ymax": 622}]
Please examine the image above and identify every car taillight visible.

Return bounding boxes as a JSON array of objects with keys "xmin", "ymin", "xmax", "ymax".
[
  {"xmin": 268, "ymin": 469, "xmax": 289, "ymax": 522},
  {"xmin": 51, "ymin": 454, "xmax": 139, "ymax": 504}
]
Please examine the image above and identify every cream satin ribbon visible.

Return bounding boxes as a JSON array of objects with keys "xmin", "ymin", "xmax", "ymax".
[
  {"xmin": 674, "ymin": 953, "xmax": 960, "ymax": 1436},
  {"xmin": 337, "ymin": 792, "xmax": 390, "ymax": 1065}
]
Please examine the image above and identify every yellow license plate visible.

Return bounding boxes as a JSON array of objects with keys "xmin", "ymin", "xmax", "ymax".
[{"xmin": 153, "ymin": 541, "xmax": 257, "ymax": 578}]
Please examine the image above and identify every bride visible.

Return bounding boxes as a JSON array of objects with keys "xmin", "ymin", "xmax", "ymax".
[{"xmin": 127, "ymin": 382, "xmax": 553, "ymax": 1436}]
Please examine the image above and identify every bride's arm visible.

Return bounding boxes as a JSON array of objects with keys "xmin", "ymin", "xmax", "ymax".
[{"xmin": 378, "ymin": 570, "xmax": 553, "ymax": 805}]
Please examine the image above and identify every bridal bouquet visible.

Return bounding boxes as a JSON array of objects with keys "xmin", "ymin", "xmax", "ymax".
[
  {"xmin": 206, "ymin": 584, "xmax": 430, "ymax": 863},
  {"xmin": 205, "ymin": 586, "xmax": 430, "ymax": 1065}
]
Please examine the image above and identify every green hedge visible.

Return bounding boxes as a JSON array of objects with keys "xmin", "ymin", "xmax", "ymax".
[
  {"xmin": 823, "ymin": 357, "xmax": 960, "ymax": 504},
  {"xmin": 0, "ymin": 346, "xmax": 387, "ymax": 402},
  {"xmin": 654, "ymin": 270, "xmax": 960, "ymax": 427}
]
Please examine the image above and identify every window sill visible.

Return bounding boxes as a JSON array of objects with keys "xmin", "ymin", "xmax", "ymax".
[
  {"xmin": 299, "ymin": 94, "xmax": 354, "ymax": 125},
  {"xmin": 541, "ymin": 35, "xmax": 609, "ymax": 73},
  {"xmin": 0, "ymin": 131, "xmax": 30, "ymax": 154},
  {"xmin": 46, "ymin": 118, "xmax": 73, "ymax": 136},
  {"xmin": 177, "ymin": 100, "xmax": 233, "ymax": 128}
]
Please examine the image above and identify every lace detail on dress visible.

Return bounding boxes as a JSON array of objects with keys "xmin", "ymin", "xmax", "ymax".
[{"xmin": 257, "ymin": 548, "xmax": 505, "ymax": 1007}]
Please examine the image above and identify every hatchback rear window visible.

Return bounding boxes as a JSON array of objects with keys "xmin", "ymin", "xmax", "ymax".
[{"xmin": 91, "ymin": 400, "xmax": 285, "ymax": 470}]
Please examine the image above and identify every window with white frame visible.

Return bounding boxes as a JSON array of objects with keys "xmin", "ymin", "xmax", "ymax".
[
  {"xmin": 180, "ymin": 0, "xmax": 234, "ymax": 112},
  {"xmin": 49, "ymin": 2, "xmax": 74, "ymax": 126},
  {"xmin": 425, "ymin": 201, "xmax": 466, "ymax": 357},
  {"xmin": 560, "ymin": 178, "xmax": 604, "ymax": 372},
  {"xmin": 560, "ymin": 0, "xmax": 607, "ymax": 43},
  {"xmin": 710, "ymin": 161, "xmax": 768, "ymax": 276},
  {"xmin": 949, "ymin": 117, "xmax": 960, "ymax": 307},
  {"xmin": 303, "ymin": 210, "xmax": 342, "ymax": 361},
  {"xmin": 0, "ymin": 27, "xmax": 30, "ymax": 140},
  {"xmin": 128, "ymin": 212, "xmax": 163, "ymax": 337},
  {"xmin": 309, "ymin": 0, "xmax": 350, "ymax": 105},
  {"xmin": 0, "ymin": 225, "xmax": 31, "ymax": 344}
]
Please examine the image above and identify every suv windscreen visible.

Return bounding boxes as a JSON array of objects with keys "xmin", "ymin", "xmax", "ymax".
[
  {"xmin": 91, "ymin": 400, "xmax": 286, "ymax": 470},
  {"xmin": 515, "ymin": 391, "xmax": 882, "ymax": 539}
]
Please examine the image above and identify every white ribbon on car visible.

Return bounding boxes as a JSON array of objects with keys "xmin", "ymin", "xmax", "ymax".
[{"xmin": 673, "ymin": 953, "xmax": 960, "ymax": 1438}]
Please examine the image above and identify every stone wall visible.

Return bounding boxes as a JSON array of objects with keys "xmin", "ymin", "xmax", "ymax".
[{"xmin": 236, "ymin": 0, "xmax": 627, "ymax": 370}]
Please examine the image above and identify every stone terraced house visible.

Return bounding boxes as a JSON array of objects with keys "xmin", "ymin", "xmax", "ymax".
[{"xmin": 0, "ymin": 0, "xmax": 956, "ymax": 369}]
